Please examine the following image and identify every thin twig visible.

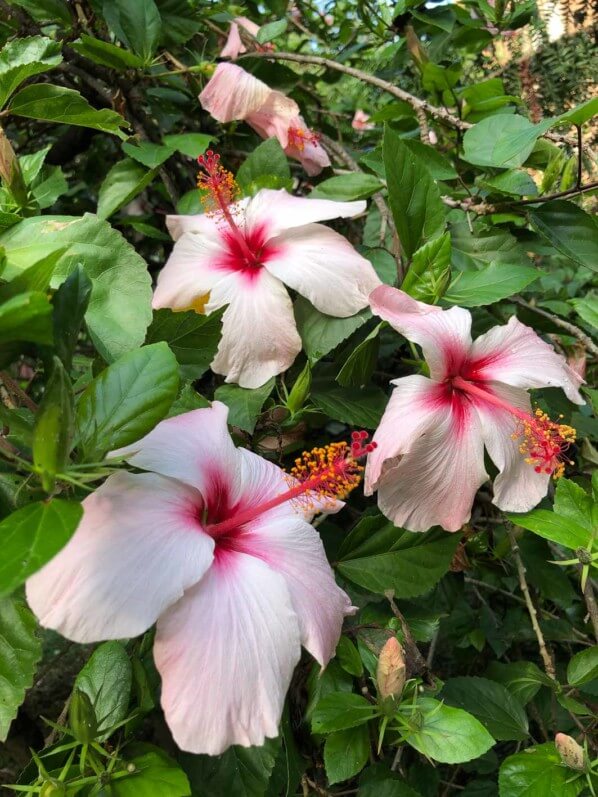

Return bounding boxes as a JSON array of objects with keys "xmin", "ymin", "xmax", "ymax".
[
  {"xmin": 238, "ymin": 51, "xmax": 583, "ymax": 150},
  {"xmin": 512, "ymin": 297, "xmax": 598, "ymax": 357},
  {"xmin": 507, "ymin": 526, "xmax": 556, "ymax": 680},
  {"xmin": 0, "ymin": 371, "xmax": 37, "ymax": 411}
]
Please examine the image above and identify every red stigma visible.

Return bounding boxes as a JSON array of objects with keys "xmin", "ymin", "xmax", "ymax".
[
  {"xmin": 197, "ymin": 150, "xmax": 239, "ymax": 214},
  {"xmin": 287, "ymin": 126, "xmax": 321, "ymax": 152}
]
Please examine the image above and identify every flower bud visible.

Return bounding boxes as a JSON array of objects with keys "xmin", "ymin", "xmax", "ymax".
[
  {"xmin": 0, "ymin": 126, "xmax": 28, "ymax": 207},
  {"xmin": 286, "ymin": 362, "xmax": 311, "ymax": 415},
  {"xmin": 40, "ymin": 780, "xmax": 67, "ymax": 797},
  {"xmin": 376, "ymin": 636, "xmax": 406, "ymax": 701},
  {"xmin": 555, "ymin": 733, "xmax": 585, "ymax": 771},
  {"xmin": 69, "ymin": 687, "xmax": 98, "ymax": 743}
]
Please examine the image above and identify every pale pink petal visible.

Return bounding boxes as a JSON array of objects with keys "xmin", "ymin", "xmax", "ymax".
[
  {"xmin": 245, "ymin": 92, "xmax": 301, "ymax": 148},
  {"xmin": 242, "ymin": 513, "xmax": 353, "ymax": 666},
  {"xmin": 285, "ymin": 132, "xmax": 331, "ymax": 175},
  {"xmin": 352, "ymin": 109, "xmax": 374, "ymax": 131},
  {"xmin": 474, "ymin": 381, "xmax": 551, "ymax": 512},
  {"xmin": 220, "ymin": 22, "xmax": 246, "ymax": 60},
  {"xmin": 199, "ymin": 63, "xmax": 271, "ymax": 123},
  {"xmin": 152, "ymin": 231, "xmax": 229, "ymax": 311},
  {"xmin": 154, "ymin": 553, "xmax": 301, "ymax": 755},
  {"xmin": 236, "ymin": 16, "xmax": 260, "ymax": 37},
  {"xmin": 365, "ymin": 375, "xmax": 444, "ymax": 494},
  {"xmin": 265, "ymin": 223, "xmax": 380, "ymax": 316},
  {"xmin": 467, "ymin": 315, "xmax": 584, "ymax": 404},
  {"xmin": 369, "ymin": 285, "xmax": 473, "ymax": 381},
  {"xmin": 376, "ymin": 395, "xmax": 488, "ymax": 532},
  {"xmin": 26, "ymin": 472, "xmax": 213, "ymax": 643},
  {"xmin": 206, "ymin": 268, "xmax": 302, "ymax": 388},
  {"xmin": 114, "ymin": 402, "xmax": 240, "ymax": 497},
  {"xmin": 244, "ymin": 188, "xmax": 365, "ymax": 238}
]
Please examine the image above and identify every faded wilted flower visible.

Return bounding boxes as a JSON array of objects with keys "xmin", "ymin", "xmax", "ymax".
[
  {"xmin": 555, "ymin": 733, "xmax": 586, "ymax": 770},
  {"xmin": 376, "ymin": 636, "xmax": 406, "ymax": 700}
]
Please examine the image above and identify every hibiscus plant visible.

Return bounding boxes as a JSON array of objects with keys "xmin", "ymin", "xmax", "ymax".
[{"xmin": 0, "ymin": 1, "xmax": 596, "ymax": 796}]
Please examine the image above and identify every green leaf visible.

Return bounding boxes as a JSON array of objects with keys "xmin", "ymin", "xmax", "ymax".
[
  {"xmin": 570, "ymin": 296, "xmax": 598, "ymax": 330},
  {"xmin": 444, "ymin": 263, "xmax": 539, "ymax": 307},
  {"xmin": 311, "ymin": 383, "xmax": 387, "ymax": 429},
  {"xmin": 102, "ymin": 0, "xmax": 162, "ymax": 63},
  {"xmin": 114, "ymin": 744, "xmax": 191, "ymax": 797},
  {"xmin": 362, "ymin": 247, "xmax": 397, "ymax": 284},
  {"xmin": 181, "ymin": 740, "xmax": 279, "ymax": 797},
  {"xmin": 97, "ymin": 158, "xmax": 158, "ymax": 219},
  {"xmin": 0, "ymin": 214, "xmax": 153, "ymax": 361},
  {"xmin": 237, "ymin": 138, "xmax": 292, "ymax": 194},
  {"xmin": 507, "ymin": 509, "xmax": 590, "ymax": 550},
  {"xmin": 0, "ymin": 596, "xmax": 41, "ymax": 741},
  {"xmin": 553, "ymin": 478, "xmax": 594, "ymax": 534},
  {"xmin": 498, "ymin": 743, "xmax": 584, "ymax": 797},
  {"xmin": 336, "ymin": 324, "xmax": 381, "ymax": 388},
  {"xmin": 402, "ymin": 139, "xmax": 458, "ymax": 180},
  {"xmin": 324, "ymin": 725, "xmax": 370, "ymax": 785},
  {"xmin": 530, "ymin": 201, "xmax": 598, "ymax": 273},
  {"xmin": 162, "ymin": 133, "xmax": 213, "ymax": 159},
  {"xmin": 31, "ymin": 164, "xmax": 67, "ymax": 209},
  {"xmin": 52, "ymin": 264, "xmax": 92, "ymax": 370},
  {"xmin": 358, "ymin": 774, "xmax": 422, "ymax": 797},
  {"xmin": 256, "ymin": 19, "xmax": 288, "ymax": 44},
  {"xmin": 557, "ymin": 97, "xmax": 598, "ymax": 127},
  {"xmin": 146, "ymin": 308, "xmax": 224, "ymax": 381},
  {"xmin": 402, "ymin": 698, "xmax": 495, "ymax": 764},
  {"xmin": 383, "ymin": 125, "xmax": 445, "ymax": 260},
  {"xmin": 75, "ymin": 641, "xmax": 132, "ymax": 736},
  {"xmin": 3, "ymin": 0, "xmax": 70, "ymax": 24},
  {"xmin": 76, "ymin": 342, "xmax": 179, "ymax": 459},
  {"xmin": 0, "ymin": 36, "xmax": 62, "ymax": 109},
  {"xmin": 311, "ymin": 692, "xmax": 377, "ymax": 733},
  {"xmin": 337, "ymin": 528, "xmax": 460, "ymax": 598},
  {"xmin": 450, "ymin": 221, "xmax": 529, "ymax": 270},
  {"xmin": 485, "ymin": 661, "xmax": 553, "ymax": 705},
  {"xmin": 8, "ymin": 84, "xmax": 129, "ymax": 138},
  {"xmin": 214, "ymin": 379, "xmax": 274, "ymax": 434},
  {"xmin": 402, "ymin": 232, "xmax": 451, "ymax": 302},
  {"xmin": 71, "ymin": 34, "xmax": 145, "ymax": 70},
  {"xmin": 167, "ymin": 383, "xmax": 210, "ymax": 417},
  {"xmin": 294, "ymin": 296, "xmax": 371, "ymax": 363},
  {"xmin": 336, "ymin": 636, "xmax": 363, "ymax": 677},
  {"xmin": 440, "ymin": 676, "xmax": 529, "ymax": 741},
  {"xmin": 122, "ymin": 141, "xmax": 173, "ymax": 169},
  {"xmin": 33, "ymin": 357, "xmax": 74, "ymax": 492},
  {"xmin": 480, "ymin": 170, "xmax": 538, "ymax": 197},
  {"xmin": 0, "ymin": 248, "xmax": 65, "ymax": 301},
  {"xmin": 567, "ymin": 646, "xmax": 598, "ymax": 687},
  {"xmin": 311, "ymin": 173, "xmax": 383, "ymax": 201},
  {"xmin": 0, "ymin": 500, "xmax": 82, "ymax": 597},
  {"xmin": 462, "ymin": 115, "xmax": 553, "ymax": 168},
  {"xmin": 0, "ymin": 291, "xmax": 52, "ymax": 344}
]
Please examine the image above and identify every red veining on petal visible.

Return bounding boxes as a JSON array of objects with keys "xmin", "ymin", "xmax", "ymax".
[
  {"xmin": 452, "ymin": 376, "xmax": 576, "ymax": 478},
  {"xmin": 205, "ymin": 434, "xmax": 375, "ymax": 541}
]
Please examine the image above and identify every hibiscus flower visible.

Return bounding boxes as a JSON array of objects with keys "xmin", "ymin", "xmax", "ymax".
[
  {"xmin": 352, "ymin": 109, "xmax": 375, "ymax": 131},
  {"xmin": 153, "ymin": 151, "xmax": 380, "ymax": 388},
  {"xmin": 365, "ymin": 286, "xmax": 584, "ymax": 533},
  {"xmin": 199, "ymin": 62, "xmax": 331, "ymax": 175},
  {"xmin": 26, "ymin": 403, "xmax": 371, "ymax": 754}
]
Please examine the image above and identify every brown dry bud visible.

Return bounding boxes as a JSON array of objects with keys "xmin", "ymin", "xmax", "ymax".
[
  {"xmin": 555, "ymin": 733, "xmax": 585, "ymax": 771},
  {"xmin": 376, "ymin": 636, "xmax": 406, "ymax": 701}
]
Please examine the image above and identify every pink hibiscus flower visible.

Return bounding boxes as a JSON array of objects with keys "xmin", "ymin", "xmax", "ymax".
[
  {"xmin": 365, "ymin": 286, "xmax": 584, "ymax": 533},
  {"xmin": 199, "ymin": 62, "xmax": 331, "ymax": 175},
  {"xmin": 153, "ymin": 151, "xmax": 380, "ymax": 387},
  {"xmin": 352, "ymin": 109, "xmax": 375, "ymax": 131},
  {"xmin": 26, "ymin": 403, "xmax": 371, "ymax": 754}
]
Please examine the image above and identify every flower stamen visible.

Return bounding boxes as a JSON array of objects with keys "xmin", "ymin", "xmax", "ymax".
[
  {"xmin": 206, "ymin": 432, "xmax": 375, "ymax": 537},
  {"xmin": 287, "ymin": 126, "xmax": 321, "ymax": 152},
  {"xmin": 197, "ymin": 150, "xmax": 258, "ymax": 267},
  {"xmin": 452, "ymin": 376, "xmax": 576, "ymax": 479}
]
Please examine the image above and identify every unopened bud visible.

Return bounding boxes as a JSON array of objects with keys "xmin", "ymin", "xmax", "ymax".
[
  {"xmin": 555, "ymin": 733, "xmax": 585, "ymax": 771},
  {"xmin": 40, "ymin": 780, "xmax": 67, "ymax": 797},
  {"xmin": 376, "ymin": 637, "xmax": 406, "ymax": 701},
  {"xmin": 287, "ymin": 362, "xmax": 311, "ymax": 414},
  {"xmin": 0, "ymin": 126, "xmax": 28, "ymax": 207},
  {"xmin": 69, "ymin": 688, "xmax": 98, "ymax": 743}
]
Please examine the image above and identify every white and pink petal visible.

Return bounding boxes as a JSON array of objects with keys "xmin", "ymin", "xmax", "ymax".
[
  {"xmin": 369, "ymin": 286, "xmax": 473, "ymax": 381},
  {"xmin": 265, "ymin": 223, "xmax": 380, "ymax": 316},
  {"xmin": 198, "ymin": 63, "xmax": 271, "ymax": 123},
  {"xmin": 154, "ymin": 553, "xmax": 301, "ymax": 755},
  {"xmin": 26, "ymin": 472, "xmax": 213, "ymax": 643}
]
